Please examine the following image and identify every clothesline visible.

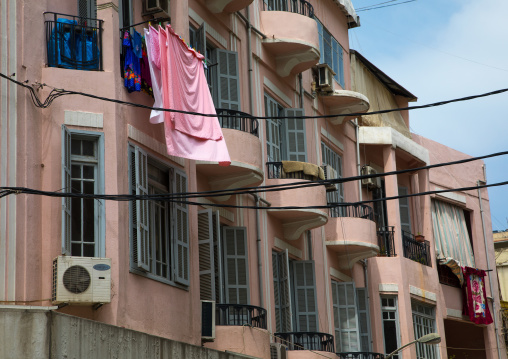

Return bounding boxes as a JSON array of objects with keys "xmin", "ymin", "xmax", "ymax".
[{"xmin": 119, "ymin": 17, "xmax": 170, "ymax": 32}]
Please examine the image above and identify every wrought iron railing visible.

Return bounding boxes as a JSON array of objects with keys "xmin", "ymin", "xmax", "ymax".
[
  {"xmin": 402, "ymin": 230, "xmax": 431, "ymax": 266},
  {"xmin": 216, "ymin": 304, "xmax": 267, "ymax": 329},
  {"xmin": 263, "ymin": 0, "xmax": 314, "ymax": 17},
  {"xmin": 437, "ymin": 264, "xmax": 461, "ymax": 287},
  {"xmin": 45, "ymin": 12, "xmax": 103, "ymax": 71},
  {"xmin": 378, "ymin": 226, "xmax": 396, "ymax": 257},
  {"xmin": 216, "ymin": 109, "xmax": 259, "ymax": 137},
  {"xmin": 274, "ymin": 332, "xmax": 334, "ymax": 352},
  {"xmin": 266, "ymin": 162, "xmax": 321, "ymax": 180},
  {"xmin": 329, "ymin": 203, "xmax": 374, "ymax": 220},
  {"xmin": 337, "ymin": 353, "xmax": 385, "ymax": 359}
]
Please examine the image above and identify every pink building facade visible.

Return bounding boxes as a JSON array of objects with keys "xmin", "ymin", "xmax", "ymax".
[{"xmin": 0, "ymin": 0, "xmax": 504, "ymax": 358}]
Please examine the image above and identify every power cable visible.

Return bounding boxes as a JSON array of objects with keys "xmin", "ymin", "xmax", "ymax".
[
  {"xmin": 2, "ymin": 71, "xmax": 508, "ymax": 121},
  {"xmin": 356, "ymin": 0, "xmax": 417, "ymax": 12}
]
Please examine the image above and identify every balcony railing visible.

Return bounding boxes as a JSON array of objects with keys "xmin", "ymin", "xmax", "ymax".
[
  {"xmin": 45, "ymin": 12, "xmax": 103, "ymax": 71},
  {"xmin": 402, "ymin": 231, "xmax": 431, "ymax": 266},
  {"xmin": 329, "ymin": 203, "xmax": 374, "ymax": 220},
  {"xmin": 216, "ymin": 109, "xmax": 259, "ymax": 137},
  {"xmin": 216, "ymin": 304, "xmax": 267, "ymax": 329},
  {"xmin": 274, "ymin": 332, "xmax": 334, "ymax": 352},
  {"xmin": 266, "ymin": 162, "xmax": 322, "ymax": 180},
  {"xmin": 378, "ymin": 226, "xmax": 396, "ymax": 257},
  {"xmin": 337, "ymin": 353, "xmax": 385, "ymax": 359},
  {"xmin": 263, "ymin": 0, "xmax": 314, "ymax": 17}
]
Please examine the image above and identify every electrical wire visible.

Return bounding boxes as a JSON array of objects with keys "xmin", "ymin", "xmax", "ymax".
[
  {"xmin": 2, "ymin": 71, "xmax": 508, "ymax": 121},
  {"xmin": 356, "ymin": 0, "xmax": 417, "ymax": 12}
]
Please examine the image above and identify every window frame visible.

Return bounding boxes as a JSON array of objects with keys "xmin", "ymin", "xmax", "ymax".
[
  {"xmin": 61, "ymin": 126, "xmax": 105, "ymax": 257},
  {"xmin": 128, "ymin": 143, "xmax": 189, "ymax": 288},
  {"xmin": 411, "ymin": 300, "xmax": 439, "ymax": 359},
  {"xmin": 315, "ymin": 18, "xmax": 345, "ymax": 88},
  {"xmin": 321, "ymin": 141, "xmax": 344, "ymax": 203},
  {"xmin": 380, "ymin": 295, "xmax": 401, "ymax": 358}
]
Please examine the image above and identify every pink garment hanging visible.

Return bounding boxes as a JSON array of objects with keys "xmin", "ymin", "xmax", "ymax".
[
  {"xmin": 157, "ymin": 25, "xmax": 230, "ymax": 165},
  {"xmin": 161, "ymin": 24, "xmax": 223, "ymax": 141},
  {"xmin": 462, "ymin": 266, "xmax": 493, "ymax": 325},
  {"xmin": 144, "ymin": 26, "xmax": 163, "ymax": 124}
]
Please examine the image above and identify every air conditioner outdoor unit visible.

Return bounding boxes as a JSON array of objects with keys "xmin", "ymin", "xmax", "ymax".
[
  {"xmin": 270, "ymin": 343, "xmax": 288, "ymax": 359},
  {"xmin": 361, "ymin": 165, "xmax": 381, "ymax": 189},
  {"xmin": 322, "ymin": 164, "xmax": 338, "ymax": 192},
  {"xmin": 52, "ymin": 256, "xmax": 112, "ymax": 305},
  {"xmin": 142, "ymin": 0, "xmax": 170, "ymax": 17},
  {"xmin": 316, "ymin": 63, "xmax": 336, "ymax": 92},
  {"xmin": 201, "ymin": 300, "xmax": 216, "ymax": 341}
]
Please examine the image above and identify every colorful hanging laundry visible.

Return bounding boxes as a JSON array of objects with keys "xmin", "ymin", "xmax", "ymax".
[
  {"xmin": 462, "ymin": 266, "xmax": 493, "ymax": 325},
  {"xmin": 122, "ymin": 30, "xmax": 141, "ymax": 92}
]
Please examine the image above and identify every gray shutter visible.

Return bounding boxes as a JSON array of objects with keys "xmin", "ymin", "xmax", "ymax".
[
  {"xmin": 265, "ymin": 95, "xmax": 282, "ymax": 162},
  {"xmin": 356, "ymin": 287, "xmax": 372, "ymax": 352},
  {"xmin": 173, "ymin": 169, "xmax": 189, "ymax": 286},
  {"xmin": 292, "ymin": 260, "xmax": 318, "ymax": 332},
  {"xmin": 198, "ymin": 209, "xmax": 215, "ymax": 301},
  {"xmin": 398, "ymin": 186, "xmax": 412, "ymax": 234},
  {"xmin": 273, "ymin": 252, "xmax": 281, "ymax": 331},
  {"xmin": 196, "ymin": 23, "xmax": 207, "ymax": 58},
  {"xmin": 212, "ymin": 212, "xmax": 223, "ymax": 303},
  {"xmin": 282, "ymin": 108, "xmax": 306, "ymax": 162},
  {"xmin": 279, "ymin": 250, "xmax": 293, "ymax": 332},
  {"xmin": 61, "ymin": 126, "xmax": 72, "ymax": 255},
  {"xmin": 223, "ymin": 227, "xmax": 249, "ymax": 304},
  {"xmin": 133, "ymin": 146, "xmax": 150, "ymax": 271},
  {"xmin": 332, "ymin": 281, "xmax": 360, "ymax": 352},
  {"xmin": 338, "ymin": 45, "xmax": 345, "ymax": 88},
  {"xmin": 216, "ymin": 49, "xmax": 240, "ymax": 111}
]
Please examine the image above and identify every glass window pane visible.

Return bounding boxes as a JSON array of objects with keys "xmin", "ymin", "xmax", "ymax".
[
  {"xmin": 82, "ymin": 140, "xmax": 94, "ymax": 156},
  {"xmin": 71, "ymin": 139, "xmax": 81, "ymax": 155}
]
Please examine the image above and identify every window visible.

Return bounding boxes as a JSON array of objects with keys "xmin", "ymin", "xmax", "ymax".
[
  {"xmin": 119, "ymin": 0, "xmax": 132, "ymax": 30},
  {"xmin": 265, "ymin": 94, "xmax": 307, "ymax": 162},
  {"xmin": 331, "ymin": 282, "xmax": 372, "ymax": 352},
  {"xmin": 412, "ymin": 301, "xmax": 439, "ymax": 359},
  {"xmin": 381, "ymin": 296, "xmax": 400, "ymax": 358},
  {"xmin": 272, "ymin": 250, "xmax": 318, "ymax": 333},
  {"xmin": 189, "ymin": 24, "xmax": 240, "ymax": 111},
  {"xmin": 321, "ymin": 141, "xmax": 343, "ymax": 204},
  {"xmin": 129, "ymin": 145, "xmax": 189, "ymax": 286},
  {"xmin": 198, "ymin": 209, "xmax": 249, "ymax": 303},
  {"xmin": 398, "ymin": 186, "xmax": 412, "ymax": 234},
  {"xmin": 62, "ymin": 126, "xmax": 105, "ymax": 257},
  {"xmin": 316, "ymin": 19, "xmax": 345, "ymax": 88},
  {"xmin": 78, "ymin": 0, "xmax": 97, "ymax": 21}
]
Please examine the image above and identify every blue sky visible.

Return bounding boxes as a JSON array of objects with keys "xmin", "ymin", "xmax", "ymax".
[{"xmin": 349, "ymin": 0, "xmax": 508, "ymax": 231}]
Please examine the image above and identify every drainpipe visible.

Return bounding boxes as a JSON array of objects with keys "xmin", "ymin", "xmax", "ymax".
[
  {"xmin": 245, "ymin": 7, "xmax": 254, "ymax": 115},
  {"xmin": 299, "ymin": 73, "xmax": 303, "ymax": 108},
  {"xmin": 353, "ymin": 119, "xmax": 362, "ymax": 202},
  {"xmin": 477, "ymin": 180, "xmax": 502, "ymax": 359}
]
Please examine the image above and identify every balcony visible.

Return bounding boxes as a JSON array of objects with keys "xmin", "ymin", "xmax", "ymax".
[
  {"xmin": 402, "ymin": 231, "xmax": 431, "ymax": 266},
  {"xmin": 260, "ymin": 0, "xmax": 320, "ymax": 77},
  {"xmin": 206, "ymin": 0, "xmax": 254, "ymax": 13},
  {"xmin": 265, "ymin": 162, "xmax": 328, "ymax": 240},
  {"xmin": 45, "ymin": 12, "xmax": 103, "ymax": 71},
  {"xmin": 378, "ymin": 226, "xmax": 396, "ymax": 257},
  {"xmin": 196, "ymin": 110, "xmax": 263, "ymax": 200},
  {"xmin": 325, "ymin": 204, "xmax": 379, "ymax": 269},
  {"xmin": 274, "ymin": 332, "xmax": 334, "ymax": 352},
  {"xmin": 216, "ymin": 304, "xmax": 267, "ymax": 329},
  {"xmin": 337, "ymin": 353, "xmax": 385, "ymax": 359},
  {"xmin": 319, "ymin": 90, "xmax": 370, "ymax": 125}
]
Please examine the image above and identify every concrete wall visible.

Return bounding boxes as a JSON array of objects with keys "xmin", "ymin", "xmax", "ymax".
[{"xmin": 0, "ymin": 307, "xmax": 254, "ymax": 359}]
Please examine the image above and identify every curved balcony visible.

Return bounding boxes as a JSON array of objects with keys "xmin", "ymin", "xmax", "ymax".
[
  {"xmin": 216, "ymin": 303, "xmax": 267, "ymax": 329},
  {"xmin": 266, "ymin": 162, "xmax": 328, "ymax": 240},
  {"xmin": 319, "ymin": 90, "xmax": 370, "ymax": 124},
  {"xmin": 325, "ymin": 203, "xmax": 379, "ymax": 269},
  {"xmin": 274, "ymin": 332, "xmax": 334, "ymax": 352},
  {"xmin": 206, "ymin": 0, "xmax": 254, "ymax": 13},
  {"xmin": 337, "ymin": 353, "xmax": 385, "ymax": 359},
  {"xmin": 196, "ymin": 110, "xmax": 263, "ymax": 200},
  {"xmin": 260, "ymin": 0, "xmax": 320, "ymax": 77}
]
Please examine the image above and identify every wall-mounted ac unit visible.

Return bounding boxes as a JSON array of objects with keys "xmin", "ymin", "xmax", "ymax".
[
  {"xmin": 270, "ymin": 343, "xmax": 288, "ymax": 359},
  {"xmin": 322, "ymin": 164, "xmax": 338, "ymax": 192},
  {"xmin": 316, "ymin": 63, "xmax": 336, "ymax": 92},
  {"xmin": 52, "ymin": 256, "xmax": 111, "ymax": 305},
  {"xmin": 201, "ymin": 300, "xmax": 216, "ymax": 341},
  {"xmin": 361, "ymin": 165, "xmax": 381, "ymax": 189},
  {"xmin": 142, "ymin": 0, "xmax": 170, "ymax": 17}
]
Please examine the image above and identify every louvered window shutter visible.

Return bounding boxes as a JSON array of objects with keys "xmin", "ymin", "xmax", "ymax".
[
  {"xmin": 292, "ymin": 261, "xmax": 318, "ymax": 332},
  {"xmin": 265, "ymin": 96, "xmax": 282, "ymax": 162},
  {"xmin": 338, "ymin": 45, "xmax": 345, "ymax": 88},
  {"xmin": 198, "ymin": 209, "xmax": 215, "ymax": 301},
  {"xmin": 332, "ymin": 281, "xmax": 360, "ymax": 352},
  {"xmin": 223, "ymin": 227, "xmax": 249, "ymax": 304},
  {"xmin": 279, "ymin": 250, "xmax": 293, "ymax": 332},
  {"xmin": 273, "ymin": 252, "xmax": 281, "ymax": 331},
  {"xmin": 213, "ymin": 212, "xmax": 223, "ymax": 303},
  {"xmin": 61, "ymin": 126, "xmax": 72, "ymax": 255},
  {"xmin": 282, "ymin": 108, "xmax": 306, "ymax": 162},
  {"xmin": 173, "ymin": 169, "xmax": 190, "ymax": 286},
  {"xmin": 216, "ymin": 50, "xmax": 240, "ymax": 111},
  {"xmin": 356, "ymin": 287, "xmax": 372, "ymax": 352},
  {"xmin": 132, "ymin": 146, "xmax": 150, "ymax": 271},
  {"xmin": 398, "ymin": 186, "xmax": 412, "ymax": 234}
]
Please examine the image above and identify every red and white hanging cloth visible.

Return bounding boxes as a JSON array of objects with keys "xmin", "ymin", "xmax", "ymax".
[{"xmin": 145, "ymin": 25, "xmax": 230, "ymax": 165}]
